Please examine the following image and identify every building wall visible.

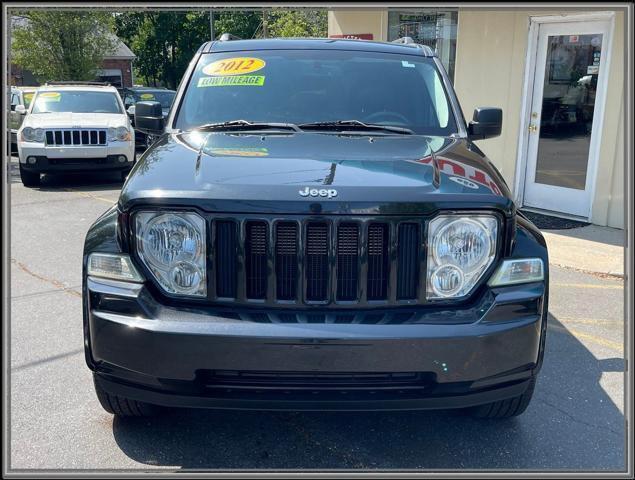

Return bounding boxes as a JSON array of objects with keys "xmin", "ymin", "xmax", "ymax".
[
  {"xmin": 327, "ymin": 9, "xmax": 388, "ymax": 41},
  {"xmin": 101, "ymin": 59, "xmax": 134, "ymax": 87},
  {"xmin": 453, "ymin": 9, "xmax": 625, "ymax": 228}
]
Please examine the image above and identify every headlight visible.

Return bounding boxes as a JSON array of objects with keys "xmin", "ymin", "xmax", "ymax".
[
  {"xmin": 21, "ymin": 127, "xmax": 45, "ymax": 142},
  {"xmin": 108, "ymin": 126, "xmax": 131, "ymax": 141},
  {"xmin": 427, "ymin": 215, "xmax": 498, "ymax": 299},
  {"xmin": 135, "ymin": 212, "xmax": 206, "ymax": 296}
]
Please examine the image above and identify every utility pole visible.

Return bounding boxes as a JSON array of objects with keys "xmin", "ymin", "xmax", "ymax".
[
  {"xmin": 210, "ymin": 9, "xmax": 215, "ymax": 41},
  {"xmin": 262, "ymin": 9, "xmax": 268, "ymax": 38}
]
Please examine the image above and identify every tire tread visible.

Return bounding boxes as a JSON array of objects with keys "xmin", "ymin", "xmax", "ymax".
[{"xmin": 93, "ymin": 375, "xmax": 161, "ymax": 417}]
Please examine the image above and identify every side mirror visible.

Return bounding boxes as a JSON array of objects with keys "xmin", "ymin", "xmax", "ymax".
[
  {"xmin": 15, "ymin": 104, "xmax": 27, "ymax": 115},
  {"xmin": 134, "ymin": 101, "xmax": 164, "ymax": 135},
  {"xmin": 468, "ymin": 107, "xmax": 502, "ymax": 140},
  {"xmin": 127, "ymin": 105, "xmax": 136, "ymax": 116}
]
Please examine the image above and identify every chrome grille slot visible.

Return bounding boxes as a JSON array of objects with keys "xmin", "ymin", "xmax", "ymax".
[{"xmin": 45, "ymin": 129, "xmax": 107, "ymax": 146}]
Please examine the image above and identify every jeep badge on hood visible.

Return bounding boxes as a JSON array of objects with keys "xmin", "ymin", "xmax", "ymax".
[{"xmin": 299, "ymin": 187, "xmax": 338, "ymax": 199}]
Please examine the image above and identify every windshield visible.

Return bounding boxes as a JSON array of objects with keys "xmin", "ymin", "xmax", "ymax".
[
  {"xmin": 31, "ymin": 90, "xmax": 122, "ymax": 114},
  {"xmin": 131, "ymin": 90, "xmax": 175, "ymax": 108},
  {"xmin": 175, "ymin": 49, "xmax": 457, "ymax": 135}
]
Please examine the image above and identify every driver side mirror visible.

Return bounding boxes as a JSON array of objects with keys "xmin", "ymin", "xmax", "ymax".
[
  {"xmin": 127, "ymin": 105, "xmax": 136, "ymax": 116},
  {"xmin": 468, "ymin": 107, "xmax": 502, "ymax": 140},
  {"xmin": 134, "ymin": 101, "xmax": 164, "ymax": 135},
  {"xmin": 15, "ymin": 104, "xmax": 27, "ymax": 115}
]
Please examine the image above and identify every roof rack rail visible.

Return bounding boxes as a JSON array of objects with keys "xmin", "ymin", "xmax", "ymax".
[
  {"xmin": 391, "ymin": 36, "xmax": 415, "ymax": 45},
  {"xmin": 390, "ymin": 37, "xmax": 436, "ymax": 56},
  {"xmin": 218, "ymin": 33, "xmax": 242, "ymax": 41},
  {"xmin": 44, "ymin": 81, "xmax": 111, "ymax": 86}
]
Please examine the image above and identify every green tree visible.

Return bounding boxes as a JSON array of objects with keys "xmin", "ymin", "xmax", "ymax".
[
  {"xmin": 267, "ymin": 9, "xmax": 327, "ymax": 38},
  {"xmin": 115, "ymin": 11, "xmax": 211, "ymax": 88},
  {"xmin": 213, "ymin": 11, "xmax": 261, "ymax": 40},
  {"xmin": 11, "ymin": 11, "xmax": 117, "ymax": 83}
]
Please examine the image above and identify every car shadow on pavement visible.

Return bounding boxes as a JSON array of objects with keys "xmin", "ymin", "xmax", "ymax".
[{"xmin": 110, "ymin": 313, "xmax": 625, "ymax": 470}]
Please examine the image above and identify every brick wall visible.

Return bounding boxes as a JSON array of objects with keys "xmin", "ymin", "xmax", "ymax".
[{"xmin": 100, "ymin": 59, "xmax": 133, "ymax": 87}]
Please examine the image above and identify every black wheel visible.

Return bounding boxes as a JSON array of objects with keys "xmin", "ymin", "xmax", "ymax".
[
  {"xmin": 93, "ymin": 375, "xmax": 162, "ymax": 417},
  {"xmin": 470, "ymin": 377, "xmax": 536, "ymax": 419},
  {"xmin": 19, "ymin": 163, "xmax": 41, "ymax": 187}
]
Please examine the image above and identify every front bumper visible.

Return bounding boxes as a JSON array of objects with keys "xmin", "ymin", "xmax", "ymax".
[
  {"xmin": 85, "ymin": 276, "xmax": 547, "ymax": 411},
  {"xmin": 18, "ymin": 141, "xmax": 134, "ymax": 173}
]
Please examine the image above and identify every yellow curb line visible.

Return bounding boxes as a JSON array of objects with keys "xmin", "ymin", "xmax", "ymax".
[
  {"xmin": 548, "ymin": 324, "xmax": 623, "ymax": 352},
  {"xmin": 64, "ymin": 188, "xmax": 115, "ymax": 205},
  {"xmin": 556, "ymin": 316, "xmax": 624, "ymax": 326},
  {"xmin": 551, "ymin": 283, "xmax": 623, "ymax": 290}
]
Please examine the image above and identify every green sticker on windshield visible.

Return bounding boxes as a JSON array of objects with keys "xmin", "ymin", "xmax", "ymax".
[
  {"xmin": 39, "ymin": 92, "xmax": 61, "ymax": 102},
  {"xmin": 197, "ymin": 75, "xmax": 265, "ymax": 87}
]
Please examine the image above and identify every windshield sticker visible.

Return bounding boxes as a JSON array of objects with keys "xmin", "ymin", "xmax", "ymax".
[
  {"xmin": 39, "ymin": 92, "xmax": 61, "ymax": 102},
  {"xmin": 402, "ymin": 60, "xmax": 415, "ymax": 68},
  {"xmin": 197, "ymin": 76, "xmax": 265, "ymax": 87},
  {"xmin": 203, "ymin": 57, "xmax": 266, "ymax": 77},
  {"xmin": 139, "ymin": 93, "xmax": 155, "ymax": 100},
  {"xmin": 209, "ymin": 147, "xmax": 269, "ymax": 157}
]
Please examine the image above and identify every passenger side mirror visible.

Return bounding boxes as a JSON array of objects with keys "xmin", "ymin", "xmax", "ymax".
[
  {"xmin": 134, "ymin": 101, "xmax": 164, "ymax": 135},
  {"xmin": 15, "ymin": 104, "xmax": 27, "ymax": 115},
  {"xmin": 468, "ymin": 107, "xmax": 502, "ymax": 140}
]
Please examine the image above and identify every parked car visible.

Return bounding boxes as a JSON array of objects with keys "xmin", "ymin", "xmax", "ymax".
[
  {"xmin": 17, "ymin": 82, "xmax": 135, "ymax": 187},
  {"xmin": 120, "ymin": 87, "xmax": 176, "ymax": 148},
  {"xmin": 83, "ymin": 37, "xmax": 549, "ymax": 419},
  {"xmin": 9, "ymin": 86, "xmax": 38, "ymax": 152}
]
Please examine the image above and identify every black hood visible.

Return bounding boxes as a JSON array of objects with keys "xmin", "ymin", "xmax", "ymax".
[{"xmin": 120, "ymin": 131, "xmax": 513, "ymax": 215}]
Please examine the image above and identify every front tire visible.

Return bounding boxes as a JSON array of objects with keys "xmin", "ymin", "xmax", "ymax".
[
  {"xmin": 470, "ymin": 377, "xmax": 536, "ymax": 419},
  {"xmin": 19, "ymin": 164, "xmax": 41, "ymax": 187},
  {"xmin": 93, "ymin": 375, "xmax": 162, "ymax": 417}
]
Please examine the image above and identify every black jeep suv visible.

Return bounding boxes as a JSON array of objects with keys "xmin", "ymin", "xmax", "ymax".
[{"xmin": 83, "ymin": 38, "xmax": 548, "ymax": 418}]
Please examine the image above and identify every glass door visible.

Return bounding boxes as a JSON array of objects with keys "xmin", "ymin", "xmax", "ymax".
[{"xmin": 522, "ymin": 20, "xmax": 611, "ymax": 218}]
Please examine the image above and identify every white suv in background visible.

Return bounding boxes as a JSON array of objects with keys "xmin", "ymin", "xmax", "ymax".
[{"xmin": 17, "ymin": 82, "xmax": 135, "ymax": 187}]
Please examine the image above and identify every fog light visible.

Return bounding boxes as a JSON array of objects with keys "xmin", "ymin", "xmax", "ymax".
[
  {"xmin": 27, "ymin": 156, "xmax": 37, "ymax": 164},
  {"xmin": 430, "ymin": 264, "xmax": 465, "ymax": 297},
  {"xmin": 168, "ymin": 261, "xmax": 204, "ymax": 294},
  {"xmin": 118, "ymin": 155, "xmax": 127, "ymax": 163}
]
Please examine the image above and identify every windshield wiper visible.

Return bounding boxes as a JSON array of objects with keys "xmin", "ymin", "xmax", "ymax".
[
  {"xmin": 194, "ymin": 120, "xmax": 301, "ymax": 133},
  {"xmin": 298, "ymin": 120, "xmax": 413, "ymax": 135}
]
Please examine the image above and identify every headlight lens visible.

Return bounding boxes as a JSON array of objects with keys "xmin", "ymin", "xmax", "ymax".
[
  {"xmin": 135, "ymin": 212, "xmax": 206, "ymax": 296},
  {"xmin": 108, "ymin": 126, "xmax": 131, "ymax": 141},
  {"xmin": 427, "ymin": 215, "xmax": 498, "ymax": 299},
  {"xmin": 21, "ymin": 127, "xmax": 44, "ymax": 142}
]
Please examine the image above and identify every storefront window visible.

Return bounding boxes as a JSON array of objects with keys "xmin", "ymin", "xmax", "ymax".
[{"xmin": 388, "ymin": 10, "xmax": 458, "ymax": 82}]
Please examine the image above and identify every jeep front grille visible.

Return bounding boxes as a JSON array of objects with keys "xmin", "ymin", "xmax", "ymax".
[
  {"xmin": 206, "ymin": 215, "xmax": 427, "ymax": 308},
  {"xmin": 45, "ymin": 129, "xmax": 107, "ymax": 146}
]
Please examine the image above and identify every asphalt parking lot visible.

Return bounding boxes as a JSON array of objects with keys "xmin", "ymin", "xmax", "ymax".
[{"xmin": 8, "ymin": 154, "xmax": 626, "ymax": 471}]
